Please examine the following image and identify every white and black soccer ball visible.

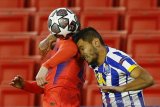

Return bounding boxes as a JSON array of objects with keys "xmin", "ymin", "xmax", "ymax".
[{"xmin": 48, "ymin": 8, "xmax": 80, "ymax": 39}]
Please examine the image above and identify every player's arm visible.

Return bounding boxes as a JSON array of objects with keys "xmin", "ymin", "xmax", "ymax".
[
  {"xmin": 100, "ymin": 57, "xmax": 154, "ymax": 93},
  {"xmin": 42, "ymin": 41, "xmax": 77, "ymax": 68},
  {"xmin": 39, "ymin": 34, "xmax": 57, "ymax": 58},
  {"xmin": 36, "ymin": 41, "xmax": 78, "ymax": 87},
  {"xmin": 10, "ymin": 75, "xmax": 44, "ymax": 94},
  {"xmin": 120, "ymin": 65, "xmax": 154, "ymax": 92}
]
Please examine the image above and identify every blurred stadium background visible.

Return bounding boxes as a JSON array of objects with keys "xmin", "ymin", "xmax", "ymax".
[{"xmin": 0, "ymin": 0, "xmax": 160, "ymax": 107}]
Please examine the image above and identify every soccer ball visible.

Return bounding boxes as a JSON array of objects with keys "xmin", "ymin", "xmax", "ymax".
[{"xmin": 48, "ymin": 8, "xmax": 80, "ymax": 39}]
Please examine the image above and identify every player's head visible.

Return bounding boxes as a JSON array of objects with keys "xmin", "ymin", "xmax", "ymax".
[
  {"xmin": 73, "ymin": 27, "xmax": 105, "ymax": 65},
  {"xmin": 48, "ymin": 7, "xmax": 80, "ymax": 40}
]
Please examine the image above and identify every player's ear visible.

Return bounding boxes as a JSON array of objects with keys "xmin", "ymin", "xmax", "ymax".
[{"xmin": 92, "ymin": 38, "xmax": 100, "ymax": 48}]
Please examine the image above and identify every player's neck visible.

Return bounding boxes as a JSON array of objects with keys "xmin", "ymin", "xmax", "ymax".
[{"xmin": 97, "ymin": 46, "xmax": 107, "ymax": 66}]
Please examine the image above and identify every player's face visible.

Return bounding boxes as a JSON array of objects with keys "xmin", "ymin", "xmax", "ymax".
[{"xmin": 77, "ymin": 39, "xmax": 98, "ymax": 65}]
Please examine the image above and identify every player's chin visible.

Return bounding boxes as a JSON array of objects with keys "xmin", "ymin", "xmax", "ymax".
[
  {"xmin": 84, "ymin": 57, "xmax": 91, "ymax": 63},
  {"xmin": 89, "ymin": 57, "xmax": 98, "ymax": 65},
  {"xmin": 87, "ymin": 59, "xmax": 95, "ymax": 65}
]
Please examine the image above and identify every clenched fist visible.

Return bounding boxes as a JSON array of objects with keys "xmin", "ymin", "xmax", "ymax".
[{"xmin": 10, "ymin": 75, "xmax": 24, "ymax": 89}]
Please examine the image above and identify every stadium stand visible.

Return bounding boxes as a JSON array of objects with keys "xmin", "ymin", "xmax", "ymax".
[
  {"xmin": 34, "ymin": 11, "xmax": 50, "ymax": 34},
  {"xmin": 125, "ymin": 10, "xmax": 160, "ymax": 33},
  {"xmin": 120, "ymin": 0, "xmax": 158, "ymax": 10},
  {"xmin": 0, "ymin": 0, "xmax": 160, "ymax": 106},
  {"xmin": 0, "ymin": 0, "xmax": 25, "ymax": 9},
  {"xmin": 136, "ymin": 58, "xmax": 160, "ymax": 106},
  {"xmin": 29, "ymin": 0, "xmax": 68, "ymax": 11},
  {"xmin": 100, "ymin": 31, "xmax": 127, "ymax": 50},
  {"xmin": 136, "ymin": 58, "xmax": 160, "ymax": 84},
  {"xmin": 0, "ymin": 36, "xmax": 31, "ymax": 58},
  {"xmin": 0, "ymin": 32, "xmax": 37, "ymax": 37},
  {"xmin": 127, "ymin": 32, "xmax": 160, "ymax": 58},
  {"xmin": 0, "ymin": 86, "xmax": 35, "ymax": 107},
  {"xmin": 75, "ymin": 0, "xmax": 113, "ymax": 10},
  {"xmin": 0, "ymin": 12, "xmax": 29, "ymax": 32},
  {"xmin": 0, "ymin": 58, "xmax": 35, "ymax": 85},
  {"xmin": 0, "ymin": 8, "xmax": 36, "ymax": 32},
  {"xmin": 81, "ymin": 8, "xmax": 125, "ymax": 31},
  {"xmin": 143, "ymin": 84, "xmax": 160, "ymax": 106}
]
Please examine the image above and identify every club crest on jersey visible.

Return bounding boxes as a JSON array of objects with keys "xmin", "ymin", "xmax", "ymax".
[
  {"xmin": 103, "ymin": 63, "xmax": 111, "ymax": 75},
  {"xmin": 96, "ymin": 72, "xmax": 106, "ymax": 85}
]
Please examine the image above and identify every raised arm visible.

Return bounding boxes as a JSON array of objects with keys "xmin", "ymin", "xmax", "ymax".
[{"xmin": 36, "ymin": 40, "xmax": 78, "ymax": 87}]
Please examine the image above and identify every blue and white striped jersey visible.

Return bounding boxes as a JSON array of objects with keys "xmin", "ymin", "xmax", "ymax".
[{"xmin": 90, "ymin": 46, "xmax": 145, "ymax": 107}]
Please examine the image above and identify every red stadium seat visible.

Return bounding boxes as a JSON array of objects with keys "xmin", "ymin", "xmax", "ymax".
[
  {"xmin": 0, "ymin": 8, "xmax": 36, "ymax": 32},
  {"xmin": 0, "ymin": 36, "xmax": 31, "ymax": 58},
  {"xmin": 101, "ymin": 31, "xmax": 127, "ymax": 51},
  {"xmin": 0, "ymin": 86, "xmax": 35, "ymax": 107},
  {"xmin": 0, "ymin": 11, "xmax": 29, "ymax": 32},
  {"xmin": 136, "ymin": 58, "xmax": 160, "ymax": 83},
  {"xmin": 75, "ymin": 0, "xmax": 113, "ymax": 10},
  {"xmin": 120, "ymin": 0, "xmax": 158, "ymax": 10},
  {"xmin": 136, "ymin": 58, "xmax": 160, "ymax": 106},
  {"xmin": 29, "ymin": 0, "xmax": 68, "ymax": 11},
  {"xmin": 0, "ymin": 58, "xmax": 35, "ymax": 85},
  {"xmin": 102, "ymin": 34, "xmax": 121, "ymax": 49},
  {"xmin": 34, "ymin": 12, "xmax": 50, "ymax": 34},
  {"xmin": 0, "ymin": 32, "xmax": 38, "ymax": 56},
  {"xmin": 0, "ymin": 32, "xmax": 37, "ymax": 37},
  {"xmin": 100, "ymin": 31, "xmax": 127, "ymax": 50},
  {"xmin": 127, "ymin": 33, "xmax": 160, "ymax": 58},
  {"xmin": 81, "ymin": 8, "xmax": 125, "ymax": 31},
  {"xmin": 125, "ymin": 10, "xmax": 160, "ymax": 33},
  {"xmin": 143, "ymin": 84, "xmax": 160, "ymax": 106},
  {"xmin": 136, "ymin": 57, "xmax": 160, "ymax": 107},
  {"xmin": 0, "ymin": 0, "xmax": 25, "ymax": 9}
]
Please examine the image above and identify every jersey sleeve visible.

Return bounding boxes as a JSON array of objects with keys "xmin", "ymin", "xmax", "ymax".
[
  {"xmin": 120, "ymin": 56, "xmax": 138, "ymax": 75},
  {"xmin": 42, "ymin": 40, "xmax": 78, "ymax": 69},
  {"xmin": 23, "ymin": 81, "xmax": 44, "ymax": 94}
]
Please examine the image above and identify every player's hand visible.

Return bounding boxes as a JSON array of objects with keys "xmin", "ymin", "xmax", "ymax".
[
  {"xmin": 99, "ymin": 86, "xmax": 125, "ymax": 93},
  {"xmin": 36, "ymin": 66, "xmax": 48, "ymax": 87},
  {"xmin": 10, "ymin": 75, "xmax": 24, "ymax": 89}
]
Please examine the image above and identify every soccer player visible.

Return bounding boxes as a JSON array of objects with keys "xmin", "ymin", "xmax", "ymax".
[
  {"xmin": 10, "ymin": 8, "xmax": 85, "ymax": 107},
  {"xmin": 73, "ymin": 27, "xmax": 154, "ymax": 107},
  {"xmin": 10, "ymin": 34, "xmax": 85, "ymax": 107}
]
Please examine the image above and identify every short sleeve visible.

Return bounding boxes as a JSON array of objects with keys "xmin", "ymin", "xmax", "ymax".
[{"xmin": 120, "ymin": 56, "xmax": 138, "ymax": 74}]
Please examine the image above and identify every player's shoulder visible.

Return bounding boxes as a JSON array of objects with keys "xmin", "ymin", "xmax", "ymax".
[
  {"xmin": 65, "ymin": 39, "xmax": 77, "ymax": 48},
  {"xmin": 107, "ymin": 47, "xmax": 128, "ymax": 56},
  {"xmin": 107, "ymin": 46, "xmax": 131, "ymax": 62},
  {"xmin": 58, "ymin": 38, "xmax": 76, "ymax": 46},
  {"xmin": 59, "ymin": 38, "xmax": 78, "ymax": 52}
]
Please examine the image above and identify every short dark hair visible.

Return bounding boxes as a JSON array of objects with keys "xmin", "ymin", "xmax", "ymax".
[{"xmin": 73, "ymin": 27, "xmax": 105, "ymax": 46}]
